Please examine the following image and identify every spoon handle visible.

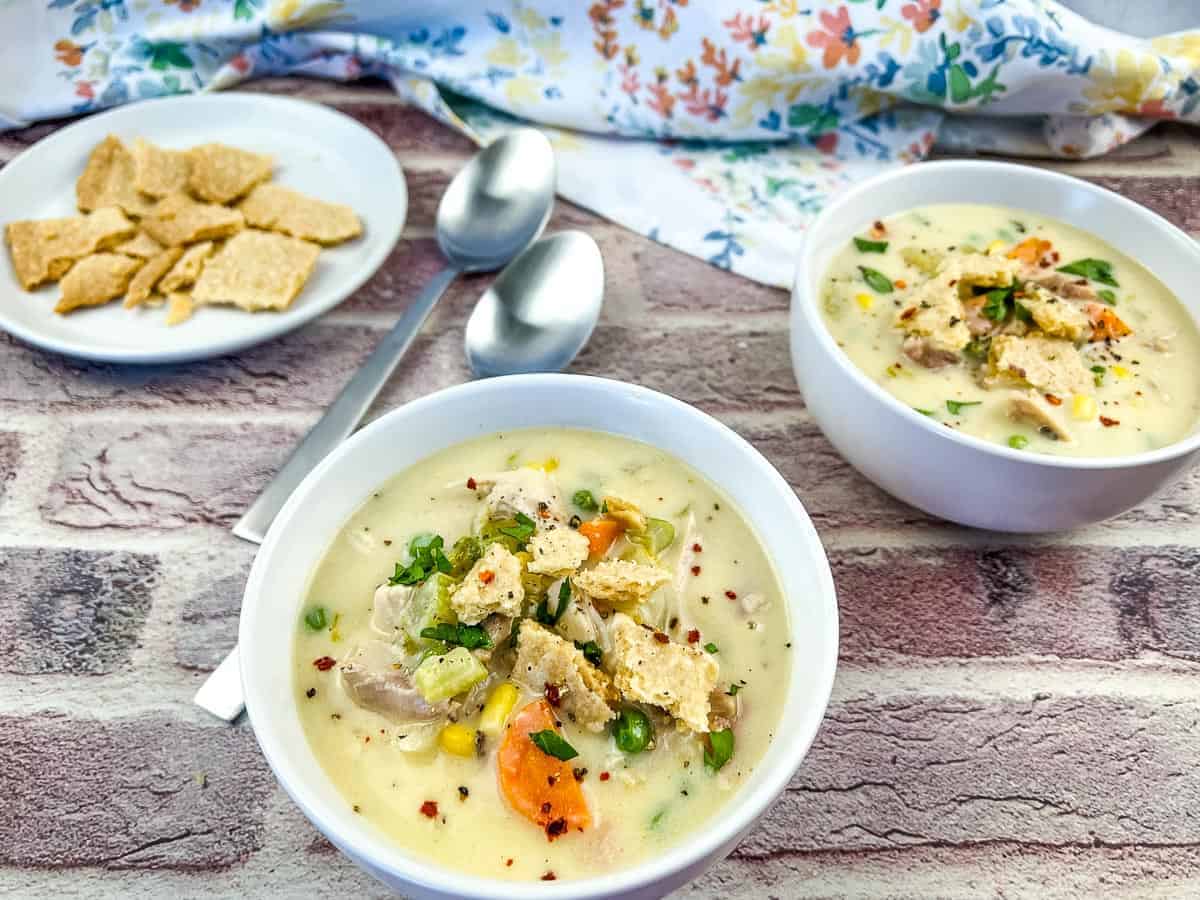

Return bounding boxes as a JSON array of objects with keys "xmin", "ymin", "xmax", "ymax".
[{"xmin": 232, "ymin": 264, "xmax": 461, "ymax": 545}]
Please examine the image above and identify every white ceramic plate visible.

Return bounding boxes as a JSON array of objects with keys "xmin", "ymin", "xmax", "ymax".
[{"xmin": 0, "ymin": 93, "xmax": 406, "ymax": 364}]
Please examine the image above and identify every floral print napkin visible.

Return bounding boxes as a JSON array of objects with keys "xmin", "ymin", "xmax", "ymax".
[{"xmin": 1, "ymin": 1, "xmax": 1197, "ymax": 286}]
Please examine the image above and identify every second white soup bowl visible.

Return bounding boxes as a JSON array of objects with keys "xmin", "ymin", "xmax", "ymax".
[{"xmin": 791, "ymin": 160, "xmax": 1200, "ymax": 532}]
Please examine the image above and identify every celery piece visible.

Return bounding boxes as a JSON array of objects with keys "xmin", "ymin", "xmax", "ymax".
[
  {"xmin": 398, "ymin": 572, "xmax": 456, "ymax": 646},
  {"xmin": 414, "ymin": 647, "xmax": 488, "ymax": 703},
  {"xmin": 446, "ymin": 535, "xmax": 483, "ymax": 578},
  {"xmin": 628, "ymin": 518, "xmax": 676, "ymax": 556}
]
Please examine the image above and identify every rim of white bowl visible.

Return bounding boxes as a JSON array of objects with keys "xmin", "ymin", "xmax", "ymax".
[
  {"xmin": 794, "ymin": 158, "xmax": 1200, "ymax": 471},
  {"xmin": 240, "ymin": 373, "xmax": 839, "ymax": 900}
]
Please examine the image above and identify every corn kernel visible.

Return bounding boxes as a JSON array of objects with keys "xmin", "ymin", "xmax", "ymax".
[
  {"xmin": 1071, "ymin": 394, "xmax": 1097, "ymax": 420},
  {"xmin": 439, "ymin": 723, "xmax": 478, "ymax": 757},
  {"xmin": 1112, "ymin": 365, "xmax": 1131, "ymax": 379},
  {"xmin": 986, "ymin": 239, "xmax": 1006, "ymax": 256},
  {"xmin": 524, "ymin": 458, "xmax": 559, "ymax": 472},
  {"xmin": 855, "ymin": 292, "xmax": 873, "ymax": 310},
  {"xmin": 479, "ymin": 682, "xmax": 521, "ymax": 737}
]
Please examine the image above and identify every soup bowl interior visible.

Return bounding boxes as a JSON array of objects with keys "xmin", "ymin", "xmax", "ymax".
[
  {"xmin": 240, "ymin": 374, "xmax": 838, "ymax": 900},
  {"xmin": 791, "ymin": 160, "xmax": 1200, "ymax": 531}
]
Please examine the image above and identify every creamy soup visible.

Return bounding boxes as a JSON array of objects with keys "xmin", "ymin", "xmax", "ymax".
[
  {"xmin": 819, "ymin": 204, "xmax": 1200, "ymax": 456},
  {"xmin": 294, "ymin": 429, "xmax": 791, "ymax": 881}
]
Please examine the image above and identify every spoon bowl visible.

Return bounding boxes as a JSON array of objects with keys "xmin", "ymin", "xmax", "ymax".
[
  {"xmin": 438, "ymin": 129, "xmax": 556, "ymax": 271},
  {"xmin": 464, "ymin": 231, "xmax": 604, "ymax": 377}
]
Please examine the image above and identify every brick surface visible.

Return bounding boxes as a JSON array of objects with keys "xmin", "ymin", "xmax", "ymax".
[
  {"xmin": 1, "ymin": 714, "xmax": 273, "ymax": 868},
  {"xmin": 173, "ymin": 544, "xmax": 257, "ymax": 672},
  {"xmin": 0, "ymin": 431, "xmax": 19, "ymax": 507},
  {"xmin": 569, "ymin": 326, "xmax": 800, "ymax": 414},
  {"xmin": 1084, "ymin": 176, "xmax": 1200, "ymax": 233},
  {"xmin": 43, "ymin": 423, "xmax": 303, "ymax": 531},
  {"xmin": 739, "ymin": 694, "xmax": 1200, "ymax": 855},
  {"xmin": 636, "ymin": 237, "xmax": 790, "ymax": 315},
  {"xmin": 0, "ymin": 548, "xmax": 157, "ymax": 675},
  {"xmin": 332, "ymin": 100, "xmax": 478, "ymax": 157},
  {"xmin": 835, "ymin": 545, "xmax": 1200, "ymax": 663}
]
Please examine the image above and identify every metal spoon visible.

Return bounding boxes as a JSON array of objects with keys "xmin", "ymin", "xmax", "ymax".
[
  {"xmin": 195, "ymin": 129, "xmax": 555, "ymax": 722},
  {"xmin": 465, "ymin": 231, "xmax": 603, "ymax": 377}
]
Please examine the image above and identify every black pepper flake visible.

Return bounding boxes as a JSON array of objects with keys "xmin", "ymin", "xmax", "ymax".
[
  {"xmin": 573, "ymin": 767, "xmax": 588, "ymax": 782},
  {"xmin": 545, "ymin": 818, "xmax": 568, "ymax": 841},
  {"xmin": 352, "ymin": 804, "xmax": 361, "ymax": 813},
  {"xmin": 540, "ymin": 802, "xmax": 552, "ymax": 815},
  {"xmin": 458, "ymin": 786, "xmax": 469, "ymax": 801},
  {"xmin": 305, "ymin": 687, "xmax": 316, "ymax": 699}
]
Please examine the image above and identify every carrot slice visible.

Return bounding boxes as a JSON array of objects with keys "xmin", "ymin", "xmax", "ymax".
[
  {"xmin": 1006, "ymin": 237, "xmax": 1052, "ymax": 264},
  {"xmin": 497, "ymin": 699, "xmax": 590, "ymax": 838},
  {"xmin": 577, "ymin": 517, "xmax": 623, "ymax": 557},
  {"xmin": 1086, "ymin": 304, "xmax": 1132, "ymax": 342}
]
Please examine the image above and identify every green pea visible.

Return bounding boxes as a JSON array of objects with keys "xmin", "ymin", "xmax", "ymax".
[
  {"xmin": 1008, "ymin": 435, "xmax": 1030, "ymax": 450},
  {"xmin": 572, "ymin": 489, "xmax": 599, "ymax": 512},
  {"xmin": 303, "ymin": 606, "xmax": 328, "ymax": 631},
  {"xmin": 612, "ymin": 707, "xmax": 653, "ymax": 754}
]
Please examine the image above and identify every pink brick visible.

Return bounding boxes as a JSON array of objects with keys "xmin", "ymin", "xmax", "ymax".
[
  {"xmin": 735, "ymin": 694, "xmax": 1200, "ymax": 855},
  {"xmin": 0, "ymin": 547, "xmax": 157, "ymax": 674},
  {"xmin": 43, "ymin": 423, "xmax": 303, "ymax": 531},
  {"xmin": 1, "ymin": 714, "xmax": 273, "ymax": 868},
  {"xmin": 635, "ymin": 237, "xmax": 789, "ymax": 315},
  {"xmin": 331, "ymin": 99, "xmax": 476, "ymax": 156}
]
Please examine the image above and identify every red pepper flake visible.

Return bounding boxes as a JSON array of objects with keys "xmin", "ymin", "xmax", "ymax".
[
  {"xmin": 599, "ymin": 771, "xmax": 611, "ymax": 782},
  {"xmin": 1100, "ymin": 416, "xmax": 1120, "ymax": 427},
  {"xmin": 653, "ymin": 632, "xmax": 670, "ymax": 644},
  {"xmin": 313, "ymin": 656, "xmax": 336, "ymax": 671},
  {"xmin": 383, "ymin": 539, "xmax": 392, "ymax": 546},
  {"xmin": 894, "ymin": 278, "xmax": 907, "ymax": 289},
  {"xmin": 544, "ymin": 683, "xmax": 562, "ymax": 707},
  {"xmin": 725, "ymin": 590, "xmax": 737, "ymax": 600},
  {"xmin": 547, "ymin": 774, "xmax": 559, "ymax": 787},
  {"xmin": 479, "ymin": 569, "xmax": 495, "ymax": 584},
  {"xmin": 541, "ymin": 872, "xmax": 557, "ymax": 881},
  {"xmin": 1044, "ymin": 393, "xmax": 1062, "ymax": 406},
  {"xmin": 545, "ymin": 817, "xmax": 568, "ymax": 840},
  {"xmin": 899, "ymin": 307, "xmax": 916, "ymax": 321},
  {"xmin": 419, "ymin": 801, "xmax": 439, "ymax": 819},
  {"xmin": 466, "ymin": 477, "xmax": 477, "ymax": 490},
  {"xmin": 506, "ymin": 859, "xmax": 514, "ymax": 868},
  {"xmin": 692, "ymin": 543, "xmax": 702, "ymax": 553},
  {"xmin": 687, "ymin": 629, "xmax": 700, "ymax": 644},
  {"xmin": 691, "ymin": 565, "xmax": 701, "ymax": 576},
  {"xmin": 871, "ymin": 219, "xmax": 886, "ymax": 237}
]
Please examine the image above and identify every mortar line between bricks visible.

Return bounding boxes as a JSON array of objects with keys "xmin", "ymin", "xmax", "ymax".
[
  {"xmin": 833, "ymin": 659, "xmax": 1200, "ymax": 703},
  {"xmin": 819, "ymin": 524, "xmax": 1200, "ymax": 550}
]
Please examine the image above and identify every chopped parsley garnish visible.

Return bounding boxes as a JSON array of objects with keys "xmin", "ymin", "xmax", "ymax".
[
  {"xmin": 1091, "ymin": 364, "xmax": 1107, "ymax": 387},
  {"xmin": 529, "ymin": 730, "xmax": 579, "ymax": 762},
  {"xmin": 858, "ymin": 265, "xmax": 893, "ymax": 294},
  {"xmin": 498, "ymin": 512, "xmax": 537, "ymax": 545},
  {"xmin": 981, "ymin": 287, "xmax": 1011, "ymax": 321},
  {"xmin": 704, "ymin": 728, "xmax": 735, "ymax": 772},
  {"xmin": 572, "ymin": 490, "xmax": 599, "ymax": 512},
  {"xmin": 913, "ymin": 407, "xmax": 936, "ymax": 417},
  {"xmin": 1098, "ymin": 288, "xmax": 1117, "ymax": 305},
  {"xmin": 854, "ymin": 237, "xmax": 889, "ymax": 254},
  {"xmin": 575, "ymin": 640, "xmax": 603, "ymax": 667},
  {"xmin": 389, "ymin": 533, "xmax": 453, "ymax": 585},
  {"xmin": 537, "ymin": 579, "xmax": 573, "ymax": 626},
  {"xmin": 419, "ymin": 622, "xmax": 494, "ymax": 650},
  {"xmin": 1057, "ymin": 257, "xmax": 1118, "ymax": 287},
  {"xmin": 704, "ymin": 642, "xmax": 719, "ymax": 654},
  {"xmin": 303, "ymin": 606, "xmax": 328, "ymax": 631},
  {"xmin": 727, "ymin": 682, "xmax": 744, "ymax": 697},
  {"xmin": 946, "ymin": 400, "xmax": 982, "ymax": 415},
  {"xmin": 1008, "ymin": 434, "xmax": 1030, "ymax": 450}
]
